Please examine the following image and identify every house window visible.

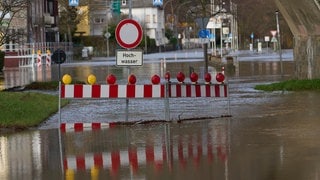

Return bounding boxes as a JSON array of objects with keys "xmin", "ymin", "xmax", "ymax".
[
  {"xmin": 153, "ymin": 14, "xmax": 157, "ymax": 23},
  {"xmin": 47, "ymin": 1, "xmax": 53, "ymax": 15},
  {"xmin": 145, "ymin": 15, "xmax": 150, "ymax": 23},
  {"xmin": 94, "ymin": 18, "xmax": 104, "ymax": 24}
]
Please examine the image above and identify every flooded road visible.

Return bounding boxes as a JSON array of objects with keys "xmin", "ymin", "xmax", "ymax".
[{"xmin": 2, "ymin": 51, "xmax": 320, "ymax": 179}]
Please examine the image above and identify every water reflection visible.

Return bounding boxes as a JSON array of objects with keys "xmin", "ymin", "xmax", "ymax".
[
  {"xmin": 62, "ymin": 120, "xmax": 229, "ymax": 179},
  {"xmin": 0, "ymin": 119, "xmax": 230, "ymax": 180},
  {"xmin": 0, "ymin": 130, "xmax": 62, "ymax": 180},
  {"xmin": 2, "ymin": 90, "xmax": 320, "ymax": 179},
  {"xmin": 0, "ymin": 66, "xmax": 52, "ymax": 90}
]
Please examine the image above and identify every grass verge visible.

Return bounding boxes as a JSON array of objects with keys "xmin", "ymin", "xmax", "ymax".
[
  {"xmin": 0, "ymin": 82, "xmax": 68, "ymax": 129},
  {"xmin": 254, "ymin": 79, "xmax": 320, "ymax": 91}
]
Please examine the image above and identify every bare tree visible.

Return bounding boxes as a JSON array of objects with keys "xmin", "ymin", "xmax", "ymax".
[{"xmin": 0, "ymin": 0, "xmax": 29, "ymax": 47}]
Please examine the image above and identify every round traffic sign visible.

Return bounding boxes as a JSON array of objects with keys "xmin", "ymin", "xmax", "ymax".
[
  {"xmin": 52, "ymin": 49, "xmax": 66, "ymax": 64},
  {"xmin": 115, "ymin": 19, "xmax": 143, "ymax": 49}
]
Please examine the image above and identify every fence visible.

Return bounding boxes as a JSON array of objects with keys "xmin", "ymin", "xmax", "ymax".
[{"xmin": 2, "ymin": 42, "xmax": 73, "ymax": 69}]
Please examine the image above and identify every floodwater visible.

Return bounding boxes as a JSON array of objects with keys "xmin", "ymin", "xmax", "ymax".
[{"xmin": 2, "ymin": 53, "xmax": 320, "ymax": 179}]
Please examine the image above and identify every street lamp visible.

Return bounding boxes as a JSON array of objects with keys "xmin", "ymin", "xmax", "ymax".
[
  {"xmin": 104, "ymin": 32, "xmax": 110, "ymax": 57},
  {"xmin": 275, "ymin": 10, "xmax": 283, "ymax": 78}
]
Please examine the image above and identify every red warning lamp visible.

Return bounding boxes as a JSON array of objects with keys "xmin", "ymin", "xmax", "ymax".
[
  {"xmin": 176, "ymin": 72, "xmax": 185, "ymax": 83},
  {"xmin": 151, "ymin": 74, "xmax": 161, "ymax": 84},
  {"xmin": 165, "ymin": 72, "xmax": 170, "ymax": 82},
  {"xmin": 128, "ymin": 74, "xmax": 137, "ymax": 84},
  {"xmin": 216, "ymin": 72, "xmax": 225, "ymax": 83},
  {"xmin": 106, "ymin": 74, "xmax": 117, "ymax": 84},
  {"xmin": 204, "ymin": 73, "xmax": 212, "ymax": 84},
  {"xmin": 190, "ymin": 72, "xmax": 198, "ymax": 83}
]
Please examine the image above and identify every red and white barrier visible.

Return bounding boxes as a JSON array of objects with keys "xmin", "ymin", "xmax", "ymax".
[
  {"xmin": 46, "ymin": 50, "xmax": 51, "ymax": 67},
  {"xmin": 37, "ymin": 51, "xmax": 42, "ymax": 67},
  {"xmin": 60, "ymin": 84, "xmax": 228, "ymax": 99},
  {"xmin": 168, "ymin": 84, "xmax": 228, "ymax": 97}
]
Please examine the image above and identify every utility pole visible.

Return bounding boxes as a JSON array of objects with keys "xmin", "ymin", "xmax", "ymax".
[{"xmin": 276, "ymin": 10, "xmax": 283, "ymax": 79}]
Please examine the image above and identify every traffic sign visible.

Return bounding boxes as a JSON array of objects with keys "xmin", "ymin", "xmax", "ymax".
[
  {"xmin": 116, "ymin": 50, "xmax": 143, "ymax": 66},
  {"xmin": 198, "ymin": 29, "xmax": 209, "ymax": 38},
  {"xmin": 112, "ymin": 0, "xmax": 121, "ymax": 14},
  {"xmin": 270, "ymin": 30, "xmax": 277, "ymax": 37},
  {"xmin": 153, "ymin": 0, "xmax": 163, "ymax": 6},
  {"xmin": 115, "ymin": 19, "xmax": 143, "ymax": 49},
  {"xmin": 271, "ymin": 37, "xmax": 277, "ymax": 43},
  {"xmin": 69, "ymin": 0, "xmax": 79, "ymax": 6},
  {"xmin": 250, "ymin": 32, "xmax": 254, "ymax": 39},
  {"xmin": 52, "ymin": 49, "xmax": 66, "ymax": 64}
]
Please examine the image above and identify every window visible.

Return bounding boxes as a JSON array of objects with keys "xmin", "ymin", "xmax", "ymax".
[
  {"xmin": 145, "ymin": 15, "xmax": 150, "ymax": 23},
  {"xmin": 153, "ymin": 14, "xmax": 157, "ymax": 23},
  {"xmin": 94, "ymin": 18, "xmax": 104, "ymax": 24}
]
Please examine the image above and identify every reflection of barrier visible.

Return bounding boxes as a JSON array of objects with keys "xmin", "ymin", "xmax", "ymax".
[
  {"xmin": 62, "ymin": 129, "xmax": 228, "ymax": 173},
  {"xmin": 60, "ymin": 122, "xmax": 114, "ymax": 132}
]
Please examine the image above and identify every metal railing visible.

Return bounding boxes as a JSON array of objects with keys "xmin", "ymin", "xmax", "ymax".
[{"xmin": 3, "ymin": 42, "xmax": 74, "ymax": 67}]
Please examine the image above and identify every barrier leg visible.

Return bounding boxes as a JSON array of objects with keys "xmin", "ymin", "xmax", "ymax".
[
  {"xmin": 164, "ymin": 83, "xmax": 170, "ymax": 121},
  {"xmin": 125, "ymin": 98, "xmax": 129, "ymax": 122}
]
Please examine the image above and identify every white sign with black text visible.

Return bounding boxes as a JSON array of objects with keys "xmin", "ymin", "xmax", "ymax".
[{"xmin": 116, "ymin": 50, "xmax": 143, "ymax": 66}]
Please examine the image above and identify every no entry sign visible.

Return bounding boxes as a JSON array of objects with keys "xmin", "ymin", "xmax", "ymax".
[{"xmin": 115, "ymin": 19, "xmax": 143, "ymax": 49}]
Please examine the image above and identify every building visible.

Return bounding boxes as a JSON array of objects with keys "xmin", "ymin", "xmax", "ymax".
[
  {"xmin": 28, "ymin": 0, "xmax": 59, "ymax": 43},
  {"xmin": 84, "ymin": 0, "xmax": 167, "ymax": 46},
  {"xmin": 121, "ymin": 0, "xmax": 167, "ymax": 46}
]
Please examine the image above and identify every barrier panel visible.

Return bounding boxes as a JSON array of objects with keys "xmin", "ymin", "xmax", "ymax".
[{"xmin": 60, "ymin": 84, "xmax": 227, "ymax": 99}]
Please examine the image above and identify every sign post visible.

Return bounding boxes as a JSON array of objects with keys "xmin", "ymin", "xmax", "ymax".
[{"xmin": 115, "ymin": 18, "xmax": 143, "ymax": 121}]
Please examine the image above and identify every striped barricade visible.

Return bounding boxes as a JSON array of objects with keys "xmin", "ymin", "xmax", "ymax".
[
  {"xmin": 58, "ymin": 83, "xmax": 230, "ymax": 125},
  {"xmin": 60, "ymin": 84, "xmax": 228, "ymax": 99}
]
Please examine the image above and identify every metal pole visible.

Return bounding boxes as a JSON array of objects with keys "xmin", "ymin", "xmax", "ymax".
[
  {"xmin": 276, "ymin": 11, "xmax": 283, "ymax": 79},
  {"xmin": 129, "ymin": 0, "xmax": 132, "ymax": 18},
  {"xmin": 125, "ymin": 0, "xmax": 133, "ymax": 122},
  {"xmin": 221, "ymin": 27, "xmax": 223, "ymax": 57},
  {"xmin": 58, "ymin": 81, "xmax": 61, "ymax": 125},
  {"xmin": 106, "ymin": 5, "xmax": 110, "ymax": 57},
  {"xmin": 164, "ymin": 82, "xmax": 170, "ymax": 121}
]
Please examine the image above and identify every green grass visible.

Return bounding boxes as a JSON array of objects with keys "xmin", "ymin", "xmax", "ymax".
[
  {"xmin": 0, "ymin": 81, "xmax": 69, "ymax": 129},
  {"xmin": 25, "ymin": 81, "xmax": 60, "ymax": 90},
  {"xmin": 254, "ymin": 79, "xmax": 320, "ymax": 91}
]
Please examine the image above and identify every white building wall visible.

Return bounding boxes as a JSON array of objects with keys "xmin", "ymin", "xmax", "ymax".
[{"xmin": 121, "ymin": 7, "xmax": 166, "ymax": 46}]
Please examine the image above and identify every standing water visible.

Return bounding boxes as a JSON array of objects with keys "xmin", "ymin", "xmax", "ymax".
[{"xmin": 2, "ymin": 50, "xmax": 320, "ymax": 179}]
